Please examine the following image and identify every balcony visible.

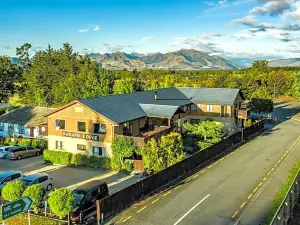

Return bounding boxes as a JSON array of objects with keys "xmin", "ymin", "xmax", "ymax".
[{"xmin": 120, "ymin": 126, "xmax": 172, "ymax": 148}]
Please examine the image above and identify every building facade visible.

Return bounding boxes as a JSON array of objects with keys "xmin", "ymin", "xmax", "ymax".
[
  {"xmin": 46, "ymin": 87, "xmax": 245, "ymax": 157},
  {"xmin": 0, "ymin": 106, "xmax": 55, "ymax": 139}
]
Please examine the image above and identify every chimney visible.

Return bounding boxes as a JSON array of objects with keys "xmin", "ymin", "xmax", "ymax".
[{"xmin": 154, "ymin": 90, "xmax": 158, "ymax": 100}]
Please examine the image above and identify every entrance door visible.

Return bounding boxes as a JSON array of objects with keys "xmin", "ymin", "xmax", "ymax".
[{"xmin": 29, "ymin": 128, "xmax": 34, "ymax": 138}]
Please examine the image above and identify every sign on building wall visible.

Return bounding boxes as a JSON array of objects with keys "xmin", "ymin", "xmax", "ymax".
[
  {"xmin": 237, "ymin": 110, "xmax": 249, "ymax": 120},
  {"xmin": 62, "ymin": 131, "xmax": 100, "ymax": 141}
]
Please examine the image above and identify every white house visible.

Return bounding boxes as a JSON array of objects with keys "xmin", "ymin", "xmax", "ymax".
[{"xmin": 0, "ymin": 106, "xmax": 56, "ymax": 139}]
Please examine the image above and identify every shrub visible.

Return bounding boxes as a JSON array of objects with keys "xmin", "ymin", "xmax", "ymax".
[
  {"xmin": 70, "ymin": 153, "xmax": 89, "ymax": 166},
  {"xmin": 19, "ymin": 138, "xmax": 32, "ymax": 146},
  {"xmin": 22, "ymin": 184, "xmax": 45, "ymax": 213},
  {"xmin": 43, "ymin": 150, "xmax": 111, "ymax": 170},
  {"xmin": 120, "ymin": 161, "xmax": 133, "ymax": 173},
  {"xmin": 48, "ymin": 188, "xmax": 74, "ymax": 218},
  {"xmin": 1, "ymin": 180, "xmax": 26, "ymax": 202},
  {"xmin": 43, "ymin": 150, "xmax": 72, "ymax": 165},
  {"xmin": 32, "ymin": 139, "xmax": 47, "ymax": 148}
]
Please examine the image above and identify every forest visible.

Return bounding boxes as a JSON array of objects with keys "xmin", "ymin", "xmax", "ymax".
[{"xmin": 1, "ymin": 43, "xmax": 300, "ymax": 107}]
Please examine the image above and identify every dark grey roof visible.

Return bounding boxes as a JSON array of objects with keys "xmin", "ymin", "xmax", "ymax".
[
  {"xmin": 177, "ymin": 87, "xmax": 241, "ymax": 105},
  {"xmin": 0, "ymin": 106, "xmax": 56, "ymax": 127},
  {"xmin": 139, "ymin": 104, "xmax": 179, "ymax": 118},
  {"xmin": 76, "ymin": 87, "xmax": 241, "ymax": 124}
]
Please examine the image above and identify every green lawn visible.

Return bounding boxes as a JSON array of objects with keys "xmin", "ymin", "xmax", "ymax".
[
  {"xmin": 0, "ymin": 213, "xmax": 62, "ymax": 225},
  {"xmin": 261, "ymin": 160, "xmax": 300, "ymax": 225}
]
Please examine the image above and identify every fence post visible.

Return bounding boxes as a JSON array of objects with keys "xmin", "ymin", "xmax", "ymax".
[{"xmin": 96, "ymin": 200, "xmax": 101, "ymax": 225}]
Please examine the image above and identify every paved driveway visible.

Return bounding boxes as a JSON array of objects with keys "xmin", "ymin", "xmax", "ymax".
[{"xmin": 0, "ymin": 156, "xmax": 142, "ymax": 193}]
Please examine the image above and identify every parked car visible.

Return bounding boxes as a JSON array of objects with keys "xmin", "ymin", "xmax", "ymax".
[
  {"xmin": 70, "ymin": 180, "xmax": 109, "ymax": 221},
  {"xmin": 0, "ymin": 146, "xmax": 13, "ymax": 159},
  {"xmin": 22, "ymin": 173, "xmax": 53, "ymax": 191},
  {"xmin": 7, "ymin": 146, "xmax": 42, "ymax": 160},
  {"xmin": 0, "ymin": 171, "xmax": 24, "ymax": 195}
]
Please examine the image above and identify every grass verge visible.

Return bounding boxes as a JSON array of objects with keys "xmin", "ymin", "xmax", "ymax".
[
  {"xmin": 0, "ymin": 213, "xmax": 61, "ymax": 225},
  {"xmin": 261, "ymin": 160, "xmax": 300, "ymax": 225}
]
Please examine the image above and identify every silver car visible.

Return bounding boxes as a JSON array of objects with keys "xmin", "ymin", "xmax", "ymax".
[
  {"xmin": 7, "ymin": 146, "xmax": 42, "ymax": 160},
  {"xmin": 22, "ymin": 173, "xmax": 53, "ymax": 191},
  {"xmin": 0, "ymin": 171, "xmax": 24, "ymax": 195},
  {"xmin": 0, "ymin": 146, "xmax": 12, "ymax": 159}
]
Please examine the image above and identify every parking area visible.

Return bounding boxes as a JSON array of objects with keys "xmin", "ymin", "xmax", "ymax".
[{"xmin": 0, "ymin": 155, "xmax": 143, "ymax": 194}]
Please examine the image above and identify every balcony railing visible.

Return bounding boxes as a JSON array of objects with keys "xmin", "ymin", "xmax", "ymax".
[{"xmin": 119, "ymin": 126, "xmax": 172, "ymax": 148}]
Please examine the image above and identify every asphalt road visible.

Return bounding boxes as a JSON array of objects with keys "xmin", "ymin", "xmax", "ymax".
[{"xmin": 108, "ymin": 100, "xmax": 300, "ymax": 225}]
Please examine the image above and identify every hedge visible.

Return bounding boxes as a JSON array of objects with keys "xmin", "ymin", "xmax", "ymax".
[
  {"xmin": 261, "ymin": 160, "xmax": 300, "ymax": 225},
  {"xmin": 0, "ymin": 138, "xmax": 47, "ymax": 148},
  {"xmin": 43, "ymin": 150, "xmax": 111, "ymax": 170}
]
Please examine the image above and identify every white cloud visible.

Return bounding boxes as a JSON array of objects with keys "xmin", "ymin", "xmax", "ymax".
[
  {"xmin": 203, "ymin": 1, "xmax": 215, "ymax": 6},
  {"xmin": 218, "ymin": 0, "xmax": 228, "ymax": 5},
  {"xmin": 272, "ymin": 32, "xmax": 296, "ymax": 42},
  {"xmin": 276, "ymin": 42, "xmax": 300, "ymax": 53},
  {"xmin": 198, "ymin": 32, "xmax": 224, "ymax": 40},
  {"xmin": 249, "ymin": 0, "xmax": 293, "ymax": 16},
  {"xmin": 79, "ymin": 29, "xmax": 89, "ymax": 33},
  {"xmin": 3, "ymin": 45, "xmax": 11, "ymax": 50},
  {"xmin": 232, "ymin": 16, "xmax": 258, "ymax": 27},
  {"xmin": 137, "ymin": 37, "xmax": 155, "ymax": 43},
  {"xmin": 101, "ymin": 43, "xmax": 135, "ymax": 53},
  {"xmin": 283, "ymin": 1, "xmax": 300, "ymax": 20},
  {"xmin": 93, "ymin": 25, "xmax": 100, "ymax": 31}
]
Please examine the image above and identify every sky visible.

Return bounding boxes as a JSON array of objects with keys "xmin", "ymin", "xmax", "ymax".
[{"xmin": 1, "ymin": 0, "xmax": 300, "ymax": 59}]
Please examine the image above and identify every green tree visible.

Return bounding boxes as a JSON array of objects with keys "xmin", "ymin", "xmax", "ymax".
[
  {"xmin": 0, "ymin": 56, "xmax": 23, "ymax": 102},
  {"xmin": 48, "ymin": 188, "xmax": 75, "ymax": 218},
  {"xmin": 16, "ymin": 43, "xmax": 32, "ymax": 65},
  {"xmin": 113, "ymin": 79, "xmax": 134, "ymax": 94},
  {"xmin": 139, "ymin": 132, "xmax": 184, "ymax": 172},
  {"xmin": 22, "ymin": 184, "xmax": 45, "ymax": 213},
  {"xmin": 249, "ymin": 98, "xmax": 273, "ymax": 114},
  {"xmin": 1, "ymin": 180, "xmax": 26, "ymax": 202},
  {"xmin": 184, "ymin": 121, "xmax": 223, "ymax": 150},
  {"xmin": 111, "ymin": 135, "xmax": 136, "ymax": 171}
]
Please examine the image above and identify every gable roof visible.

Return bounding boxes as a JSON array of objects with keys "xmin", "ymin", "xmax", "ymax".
[
  {"xmin": 176, "ymin": 87, "xmax": 241, "ymax": 105},
  {"xmin": 139, "ymin": 104, "xmax": 180, "ymax": 118},
  {"xmin": 47, "ymin": 87, "xmax": 242, "ymax": 124},
  {"xmin": 0, "ymin": 106, "xmax": 56, "ymax": 127}
]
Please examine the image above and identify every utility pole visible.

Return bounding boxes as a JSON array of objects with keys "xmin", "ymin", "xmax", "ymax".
[{"xmin": 273, "ymin": 83, "xmax": 276, "ymax": 99}]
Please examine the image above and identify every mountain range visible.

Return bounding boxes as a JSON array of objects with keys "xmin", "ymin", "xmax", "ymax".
[
  {"xmin": 268, "ymin": 58, "xmax": 300, "ymax": 67},
  {"xmin": 88, "ymin": 49, "xmax": 242, "ymax": 70}
]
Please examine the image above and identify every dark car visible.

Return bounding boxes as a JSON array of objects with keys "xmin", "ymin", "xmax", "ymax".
[{"xmin": 70, "ymin": 180, "xmax": 109, "ymax": 221}]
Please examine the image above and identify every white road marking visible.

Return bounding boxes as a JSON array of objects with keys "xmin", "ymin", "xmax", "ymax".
[{"xmin": 173, "ymin": 194, "xmax": 211, "ymax": 225}]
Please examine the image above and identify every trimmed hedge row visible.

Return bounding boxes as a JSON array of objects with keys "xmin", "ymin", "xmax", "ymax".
[
  {"xmin": 1, "ymin": 138, "xmax": 47, "ymax": 148},
  {"xmin": 43, "ymin": 150, "xmax": 111, "ymax": 170},
  {"xmin": 261, "ymin": 160, "xmax": 300, "ymax": 225}
]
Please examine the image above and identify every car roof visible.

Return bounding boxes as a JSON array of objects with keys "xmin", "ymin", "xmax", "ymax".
[
  {"xmin": 23, "ymin": 173, "xmax": 48, "ymax": 180},
  {"xmin": 0, "ymin": 170, "xmax": 22, "ymax": 177},
  {"xmin": 73, "ymin": 180, "xmax": 107, "ymax": 193}
]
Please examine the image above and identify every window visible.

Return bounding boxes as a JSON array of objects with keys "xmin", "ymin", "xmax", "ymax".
[
  {"xmin": 26, "ymin": 146, "xmax": 34, "ymax": 150},
  {"xmin": 77, "ymin": 122, "xmax": 86, "ymax": 132},
  {"xmin": 206, "ymin": 105, "xmax": 213, "ymax": 112},
  {"xmin": 77, "ymin": 144, "xmax": 86, "ymax": 151},
  {"xmin": 8, "ymin": 124, "xmax": 14, "ymax": 132},
  {"xmin": 93, "ymin": 123, "xmax": 106, "ymax": 134},
  {"xmin": 12, "ymin": 173, "xmax": 20, "ymax": 179},
  {"xmin": 191, "ymin": 119, "xmax": 200, "ymax": 124},
  {"xmin": 55, "ymin": 120, "xmax": 65, "ymax": 130},
  {"xmin": 93, "ymin": 146, "xmax": 105, "ymax": 157},
  {"xmin": 183, "ymin": 105, "xmax": 188, "ymax": 112},
  {"xmin": 184, "ymin": 120, "xmax": 188, "ymax": 124},
  {"xmin": 18, "ymin": 125, "xmax": 25, "ymax": 134},
  {"xmin": 55, "ymin": 141, "xmax": 63, "ymax": 150},
  {"xmin": 3, "ymin": 176, "xmax": 12, "ymax": 183},
  {"xmin": 0, "ymin": 123, "xmax": 4, "ymax": 131},
  {"xmin": 191, "ymin": 104, "xmax": 200, "ymax": 111},
  {"xmin": 39, "ymin": 176, "xmax": 48, "ymax": 183}
]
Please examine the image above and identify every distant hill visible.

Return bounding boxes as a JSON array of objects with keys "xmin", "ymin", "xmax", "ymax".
[
  {"xmin": 268, "ymin": 58, "xmax": 300, "ymax": 67},
  {"xmin": 88, "ymin": 49, "xmax": 241, "ymax": 70}
]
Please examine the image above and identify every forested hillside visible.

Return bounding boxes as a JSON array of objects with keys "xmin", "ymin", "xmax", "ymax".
[{"xmin": 1, "ymin": 43, "xmax": 300, "ymax": 107}]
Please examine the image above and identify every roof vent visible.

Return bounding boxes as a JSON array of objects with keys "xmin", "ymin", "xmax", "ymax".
[{"xmin": 154, "ymin": 90, "xmax": 158, "ymax": 100}]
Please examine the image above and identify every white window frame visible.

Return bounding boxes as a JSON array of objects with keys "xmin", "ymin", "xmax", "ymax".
[
  {"xmin": 77, "ymin": 121, "xmax": 86, "ymax": 132},
  {"xmin": 93, "ymin": 146, "xmax": 106, "ymax": 157},
  {"xmin": 206, "ymin": 105, "xmax": 213, "ymax": 112},
  {"xmin": 55, "ymin": 141, "xmax": 63, "ymax": 150},
  {"xmin": 77, "ymin": 144, "xmax": 86, "ymax": 151},
  {"xmin": 93, "ymin": 123, "xmax": 106, "ymax": 134},
  {"xmin": 55, "ymin": 119, "xmax": 66, "ymax": 130}
]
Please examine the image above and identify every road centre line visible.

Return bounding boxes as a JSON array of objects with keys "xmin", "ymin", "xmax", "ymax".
[
  {"xmin": 253, "ymin": 187, "xmax": 258, "ymax": 193},
  {"xmin": 263, "ymin": 177, "xmax": 267, "ymax": 181},
  {"xmin": 152, "ymin": 198, "xmax": 160, "ymax": 204},
  {"xmin": 240, "ymin": 202, "xmax": 246, "ymax": 208},
  {"xmin": 136, "ymin": 206, "xmax": 147, "ymax": 214},
  {"xmin": 232, "ymin": 211, "xmax": 239, "ymax": 218},
  {"xmin": 193, "ymin": 174, "xmax": 199, "ymax": 179},
  {"xmin": 122, "ymin": 216, "xmax": 132, "ymax": 223},
  {"xmin": 163, "ymin": 191, "xmax": 171, "ymax": 197},
  {"xmin": 201, "ymin": 170, "xmax": 206, "ymax": 174},
  {"xmin": 248, "ymin": 194, "xmax": 252, "ymax": 199},
  {"xmin": 258, "ymin": 182, "xmax": 263, "ymax": 187},
  {"xmin": 174, "ymin": 185, "xmax": 182, "ymax": 190},
  {"xmin": 173, "ymin": 194, "xmax": 211, "ymax": 225}
]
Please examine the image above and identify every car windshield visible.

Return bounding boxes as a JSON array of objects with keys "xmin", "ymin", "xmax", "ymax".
[
  {"xmin": 73, "ymin": 191, "xmax": 85, "ymax": 206},
  {"xmin": 22, "ymin": 179, "xmax": 32, "ymax": 186}
]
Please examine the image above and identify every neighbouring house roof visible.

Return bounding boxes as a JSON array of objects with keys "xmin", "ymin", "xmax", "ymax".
[
  {"xmin": 0, "ymin": 106, "xmax": 56, "ymax": 127},
  {"xmin": 176, "ymin": 87, "xmax": 242, "ymax": 105},
  {"xmin": 139, "ymin": 104, "xmax": 180, "ymax": 118},
  {"xmin": 47, "ymin": 87, "xmax": 243, "ymax": 124}
]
